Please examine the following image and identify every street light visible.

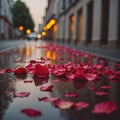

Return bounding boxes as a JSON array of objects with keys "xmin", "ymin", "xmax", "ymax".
[{"xmin": 18, "ymin": 26, "xmax": 24, "ymax": 31}]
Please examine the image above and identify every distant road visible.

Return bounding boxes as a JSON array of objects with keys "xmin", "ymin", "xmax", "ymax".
[{"xmin": 0, "ymin": 40, "xmax": 26, "ymax": 52}]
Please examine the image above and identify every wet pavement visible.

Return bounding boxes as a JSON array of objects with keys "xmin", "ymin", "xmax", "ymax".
[{"xmin": 0, "ymin": 40, "xmax": 120, "ymax": 120}]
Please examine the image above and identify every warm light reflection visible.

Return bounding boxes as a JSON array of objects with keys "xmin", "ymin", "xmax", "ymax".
[
  {"xmin": 19, "ymin": 48, "xmax": 24, "ymax": 56},
  {"xmin": 52, "ymin": 51, "xmax": 57, "ymax": 60},
  {"xmin": 42, "ymin": 42, "xmax": 47, "ymax": 47},
  {"xmin": 53, "ymin": 25, "xmax": 57, "ymax": 32},
  {"xmin": 26, "ymin": 45, "xmax": 30, "ymax": 56},
  {"xmin": 46, "ymin": 50, "xmax": 51, "ymax": 59}
]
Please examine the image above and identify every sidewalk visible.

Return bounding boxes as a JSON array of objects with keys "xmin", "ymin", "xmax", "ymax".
[{"xmin": 58, "ymin": 42, "xmax": 120, "ymax": 62}]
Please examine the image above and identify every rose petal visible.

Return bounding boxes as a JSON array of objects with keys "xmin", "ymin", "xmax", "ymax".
[
  {"xmin": 6, "ymin": 68, "xmax": 14, "ymax": 73},
  {"xmin": 65, "ymin": 92, "xmax": 79, "ymax": 98},
  {"xmin": 101, "ymin": 85, "xmax": 111, "ymax": 89},
  {"xmin": 24, "ymin": 80, "xmax": 33, "ymax": 83},
  {"xmin": 72, "ymin": 101, "xmax": 89, "ymax": 110},
  {"xmin": 14, "ymin": 67, "xmax": 27, "ymax": 75},
  {"xmin": 40, "ymin": 85, "xmax": 53, "ymax": 92},
  {"xmin": 0, "ymin": 69, "xmax": 6, "ymax": 74},
  {"xmin": 38, "ymin": 97, "xmax": 59, "ymax": 102},
  {"xmin": 21, "ymin": 108, "xmax": 42, "ymax": 117},
  {"xmin": 92, "ymin": 101, "xmax": 117, "ymax": 114},
  {"xmin": 33, "ymin": 64, "xmax": 49, "ymax": 78},
  {"xmin": 14, "ymin": 92, "xmax": 30, "ymax": 98},
  {"xmin": 96, "ymin": 91, "xmax": 108, "ymax": 96},
  {"xmin": 85, "ymin": 73, "xmax": 98, "ymax": 81},
  {"xmin": 54, "ymin": 100, "xmax": 74, "ymax": 109}
]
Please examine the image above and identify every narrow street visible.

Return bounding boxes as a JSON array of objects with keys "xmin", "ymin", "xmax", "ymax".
[{"xmin": 0, "ymin": 40, "xmax": 120, "ymax": 120}]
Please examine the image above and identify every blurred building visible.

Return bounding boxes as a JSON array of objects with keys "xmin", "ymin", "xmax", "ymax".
[
  {"xmin": 0, "ymin": 0, "xmax": 17, "ymax": 40},
  {"xmin": 43, "ymin": 0, "xmax": 120, "ymax": 50}
]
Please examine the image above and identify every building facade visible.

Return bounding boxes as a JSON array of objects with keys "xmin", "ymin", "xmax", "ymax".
[
  {"xmin": 43, "ymin": 0, "xmax": 120, "ymax": 50},
  {"xmin": 0, "ymin": 0, "xmax": 14, "ymax": 40}
]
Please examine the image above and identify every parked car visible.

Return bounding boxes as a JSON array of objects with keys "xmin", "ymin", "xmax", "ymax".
[{"xmin": 27, "ymin": 32, "xmax": 38, "ymax": 40}]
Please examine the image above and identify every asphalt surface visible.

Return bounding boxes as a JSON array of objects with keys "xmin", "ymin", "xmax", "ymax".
[{"xmin": 0, "ymin": 39, "xmax": 120, "ymax": 62}]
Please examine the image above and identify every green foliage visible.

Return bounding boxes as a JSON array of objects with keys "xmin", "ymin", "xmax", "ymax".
[{"xmin": 12, "ymin": 0, "xmax": 35, "ymax": 33}]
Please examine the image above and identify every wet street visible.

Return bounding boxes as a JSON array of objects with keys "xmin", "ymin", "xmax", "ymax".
[{"xmin": 0, "ymin": 40, "xmax": 120, "ymax": 120}]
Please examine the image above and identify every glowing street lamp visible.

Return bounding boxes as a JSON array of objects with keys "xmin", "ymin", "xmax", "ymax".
[
  {"xmin": 18, "ymin": 26, "xmax": 24, "ymax": 31},
  {"xmin": 41, "ymin": 31, "xmax": 46, "ymax": 36},
  {"xmin": 26, "ymin": 29, "xmax": 31, "ymax": 34}
]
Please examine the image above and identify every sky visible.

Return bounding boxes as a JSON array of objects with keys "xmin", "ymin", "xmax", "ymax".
[{"xmin": 21, "ymin": 0, "xmax": 48, "ymax": 31}]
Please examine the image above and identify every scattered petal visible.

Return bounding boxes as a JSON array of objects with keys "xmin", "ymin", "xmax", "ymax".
[
  {"xmin": 72, "ymin": 101, "xmax": 89, "ymax": 110},
  {"xmin": 85, "ymin": 73, "xmax": 98, "ymax": 81},
  {"xmin": 101, "ymin": 85, "xmax": 111, "ymax": 89},
  {"xmin": 6, "ymin": 68, "xmax": 14, "ymax": 73},
  {"xmin": 21, "ymin": 108, "xmax": 42, "ymax": 117},
  {"xmin": 14, "ymin": 92, "xmax": 30, "ymax": 98},
  {"xmin": 0, "ymin": 69, "xmax": 6, "ymax": 74},
  {"xmin": 24, "ymin": 80, "xmax": 33, "ymax": 83},
  {"xmin": 89, "ymin": 86, "xmax": 97, "ymax": 91},
  {"xmin": 14, "ymin": 67, "xmax": 27, "ymax": 75},
  {"xmin": 92, "ymin": 101, "xmax": 117, "ymax": 114},
  {"xmin": 65, "ymin": 92, "xmax": 79, "ymax": 98},
  {"xmin": 54, "ymin": 100, "xmax": 74, "ymax": 109},
  {"xmin": 38, "ymin": 97, "xmax": 59, "ymax": 102},
  {"xmin": 33, "ymin": 64, "xmax": 49, "ymax": 78},
  {"xmin": 96, "ymin": 91, "xmax": 108, "ymax": 96},
  {"xmin": 40, "ymin": 85, "xmax": 53, "ymax": 92}
]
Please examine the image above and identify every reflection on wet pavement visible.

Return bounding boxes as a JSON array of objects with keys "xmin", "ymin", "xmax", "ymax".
[{"xmin": 0, "ymin": 40, "xmax": 120, "ymax": 120}]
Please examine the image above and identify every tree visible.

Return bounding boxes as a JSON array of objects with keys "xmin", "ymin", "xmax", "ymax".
[{"xmin": 12, "ymin": 0, "xmax": 35, "ymax": 34}]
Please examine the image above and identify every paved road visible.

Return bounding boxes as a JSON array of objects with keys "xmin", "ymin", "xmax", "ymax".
[{"xmin": 0, "ymin": 40, "xmax": 26, "ymax": 52}]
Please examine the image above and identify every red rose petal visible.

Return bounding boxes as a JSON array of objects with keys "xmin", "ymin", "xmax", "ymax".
[
  {"xmin": 14, "ymin": 92, "xmax": 30, "ymax": 98},
  {"xmin": 92, "ymin": 101, "xmax": 117, "ymax": 114},
  {"xmin": 33, "ymin": 64, "xmax": 49, "ymax": 78},
  {"xmin": 101, "ymin": 85, "xmax": 111, "ymax": 89},
  {"xmin": 0, "ymin": 69, "xmax": 6, "ymax": 74},
  {"xmin": 65, "ymin": 92, "xmax": 79, "ymax": 98},
  {"xmin": 24, "ymin": 80, "xmax": 33, "ymax": 83},
  {"xmin": 21, "ymin": 108, "xmax": 42, "ymax": 117},
  {"xmin": 14, "ymin": 67, "xmax": 27, "ymax": 75},
  {"xmin": 38, "ymin": 97, "xmax": 59, "ymax": 102},
  {"xmin": 96, "ymin": 91, "xmax": 108, "ymax": 96},
  {"xmin": 73, "ymin": 101, "xmax": 89, "ymax": 110},
  {"xmin": 85, "ymin": 73, "xmax": 98, "ymax": 81},
  {"xmin": 6, "ymin": 68, "xmax": 14, "ymax": 73},
  {"xmin": 54, "ymin": 100, "xmax": 74, "ymax": 109},
  {"xmin": 89, "ymin": 86, "xmax": 97, "ymax": 91},
  {"xmin": 40, "ymin": 85, "xmax": 53, "ymax": 92}
]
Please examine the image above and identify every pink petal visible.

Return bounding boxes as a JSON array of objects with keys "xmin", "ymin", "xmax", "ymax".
[
  {"xmin": 52, "ymin": 79, "xmax": 61, "ymax": 83},
  {"xmin": 54, "ymin": 100, "xmax": 74, "ymax": 109},
  {"xmin": 33, "ymin": 64, "xmax": 49, "ymax": 78},
  {"xmin": 92, "ymin": 101, "xmax": 117, "ymax": 114},
  {"xmin": 14, "ymin": 92, "xmax": 30, "ymax": 98},
  {"xmin": 85, "ymin": 73, "xmax": 98, "ymax": 81},
  {"xmin": 24, "ymin": 80, "xmax": 33, "ymax": 83},
  {"xmin": 89, "ymin": 86, "xmax": 97, "ymax": 91},
  {"xmin": 38, "ymin": 97, "xmax": 59, "ymax": 102},
  {"xmin": 14, "ymin": 67, "xmax": 27, "ymax": 75},
  {"xmin": 21, "ymin": 108, "xmax": 42, "ymax": 117},
  {"xmin": 0, "ymin": 69, "xmax": 6, "ymax": 74},
  {"xmin": 96, "ymin": 91, "xmax": 108, "ymax": 96},
  {"xmin": 101, "ymin": 85, "xmax": 111, "ymax": 89},
  {"xmin": 65, "ymin": 92, "xmax": 79, "ymax": 98},
  {"xmin": 73, "ymin": 101, "xmax": 89, "ymax": 110},
  {"xmin": 40, "ymin": 85, "xmax": 53, "ymax": 92},
  {"xmin": 115, "ymin": 63, "xmax": 120, "ymax": 68},
  {"xmin": 6, "ymin": 68, "xmax": 14, "ymax": 73}
]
